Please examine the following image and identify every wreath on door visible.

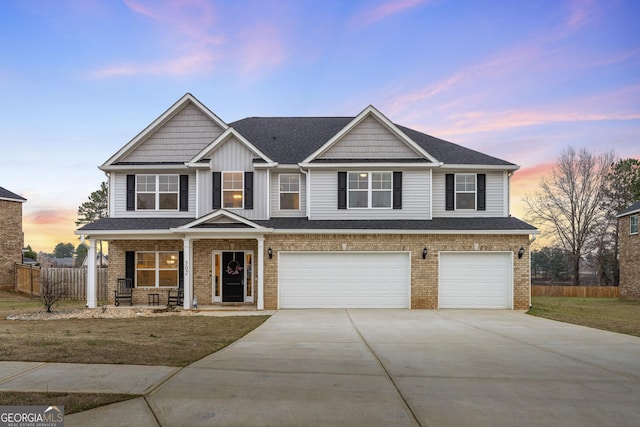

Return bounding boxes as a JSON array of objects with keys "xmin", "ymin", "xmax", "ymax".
[{"xmin": 226, "ymin": 253, "xmax": 243, "ymax": 275}]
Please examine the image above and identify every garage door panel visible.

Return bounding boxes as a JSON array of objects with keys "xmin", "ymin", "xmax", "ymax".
[
  {"xmin": 279, "ymin": 252, "xmax": 410, "ymax": 308},
  {"xmin": 439, "ymin": 253, "xmax": 512, "ymax": 309}
]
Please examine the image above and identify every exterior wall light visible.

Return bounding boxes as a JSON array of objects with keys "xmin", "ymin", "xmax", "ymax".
[
  {"xmin": 518, "ymin": 247, "xmax": 525, "ymax": 259},
  {"xmin": 422, "ymin": 246, "xmax": 428, "ymax": 259},
  {"xmin": 268, "ymin": 247, "xmax": 273, "ymax": 259}
]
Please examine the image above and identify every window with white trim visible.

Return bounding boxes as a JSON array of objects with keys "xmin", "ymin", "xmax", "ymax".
[
  {"xmin": 279, "ymin": 174, "xmax": 300, "ymax": 210},
  {"xmin": 348, "ymin": 172, "xmax": 392, "ymax": 209},
  {"xmin": 136, "ymin": 175, "xmax": 178, "ymax": 210},
  {"xmin": 223, "ymin": 172, "xmax": 243, "ymax": 208},
  {"xmin": 455, "ymin": 174, "xmax": 476, "ymax": 210},
  {"xmin": 136, "ymin": 252, "xmax": 179, "ymax": 287},
  {"xmin": 631, "ymin": 215, "xmax": 638, "ymax": 235}
]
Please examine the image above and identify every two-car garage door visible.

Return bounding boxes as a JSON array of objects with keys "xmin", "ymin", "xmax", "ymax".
[
  {"xmin": 277, "ymin": 251, "xmax": 513, "ymax": 309},
  {"xmin": 278, "ymin": 252, "xmax": 410, "ymax": 308}
]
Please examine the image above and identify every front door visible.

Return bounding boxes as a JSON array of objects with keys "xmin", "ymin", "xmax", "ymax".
[{"xmin": 222, "ymin": 251, "xmax": 245, "ymax": 302}]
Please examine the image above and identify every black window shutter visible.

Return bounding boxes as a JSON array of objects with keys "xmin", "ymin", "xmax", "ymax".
[
  {"xmin": 126, "ymin": 175, "xmax": 135, "ymax": 211},
  {"xmin": 477, "ymin": 173, "xmax": 486, "ymax": 211},
  {"xmin": 179, "ymin": 175, "xmax": 188, "ymax": 211},
  {"xmin": 337, "ymin": 172, "xmax": 347, "ymax": 209},
  {"xmin": 212, "ymin": 172, "xmax": 221, "ymax": 209},
  {"xmin": 445, "ymin": 174, "xmax": 455, "ymax": 211},
  {"xmin": 178, "ymin": 251, "xmax": 184, "ymax": 289},
  {"xmin": 393, "ymin": 171, "xmax": 402, "ymax": 209},
  {"xmin": 244, "ymin": 172, "xmax": 254, "ymax": 210},
  {"xmin": 125, "ymin": 251, "xmax": 135, "ymax": 285}
]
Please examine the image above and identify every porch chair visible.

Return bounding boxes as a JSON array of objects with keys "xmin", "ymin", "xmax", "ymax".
[
  {"xmin": 114, "ymin": 278, "xmax": 133, "ymax": 306},
  {"xmin": 167, "ymin": 288, "xmax": 184, "ymax": 308}
]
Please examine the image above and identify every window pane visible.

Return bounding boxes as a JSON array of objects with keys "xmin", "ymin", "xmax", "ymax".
[
  {"xmin": 280, "ymin": 174, "xmax": 299, "ymax": 192},
  {"xmin": 372, "ymin": 172, "xmax": 391, "ymax": 190},
  {"xmin": 137, "ymin": 270, "xmax": 155, "ymax": 287},
  {"xmin": 158, "ymin": 270, "xmax": 178, "ymax": 287},
  {"xmin": 214, "ymin": 254, "xmax": 221, "ymax": 297},
  {"xmin": 223, "ymin": 172, "xmax": 243, "ymax": 190},
  {"xmin": 137, "ymin": 194, "xmax": 155, "ymax": 210},
  {"xmin": 632, "ymin": 216, "xmax": 639, "ymax": 234},
  {"xmin": 372, "ymin": 191, "xmax": 391, "ymax": 208},
  {"xmin": 223, "ymin": 191, "xmax": 243, "ymax": 208},
  {"xmin": 349, "ymin": 191, "xmax": 368, "ymax": 208},
  {"xmin": 246, "ymin": 254, "xmax": 252, "ymax": 297},
  {"xmin": 456, "ymin": 174, "xmax": 475, "ymax": 191},
  {"xmin": 137, "ymin": 253, "xmax": 156, "ymax": 268},
  {"xmin": 457, "ymin": 193, "xmax": 476, "ymax": 209},
  {"xmin": 159, "ymin": 253, "xmax": 179, "ymax": 269},
  {"xmin": 159, "ymin": 175, "xmax": 178, "ymax": 192},
  {"xmin": 348, "ymin": 172, "xmax": 369, "ymax": 190},
  {"xmin": 137, "ymin": 175, "xmax": 155, "ymax": 192},
  {"xmin": 280, "ymin": 193, "xmax": 299, "ymax": 210},
  {"xmin": 159, "ymin": 193, "xmax": 178, "ymax": 210}
]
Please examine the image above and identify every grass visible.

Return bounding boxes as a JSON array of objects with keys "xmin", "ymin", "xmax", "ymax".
[
  {"xmin": 0, "ymin": 290, "xmax": 269, "ymax": 414},
  {"xmin": 528, "ymin": 296, "xmax": 640, "ymax": 337}
]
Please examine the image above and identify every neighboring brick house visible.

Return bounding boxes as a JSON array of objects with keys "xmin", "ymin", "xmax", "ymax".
[
  {"xmin": 77, "ymin": 93, "xmax": 538, "ymax": 310},
  {"xmin": 616, "ymin": 201, "xmax": 640, "ymax": 300},
  {"xmin": 0, "ymin": 186, "xmax": 26, "ymax": 289}
]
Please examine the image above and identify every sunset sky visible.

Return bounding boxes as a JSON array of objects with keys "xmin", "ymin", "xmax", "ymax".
[{"xmin": 1, "ymin": 0, "xmax": 639, "ymax": 253}]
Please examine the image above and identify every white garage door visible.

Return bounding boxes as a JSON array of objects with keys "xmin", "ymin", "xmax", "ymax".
[
  {"xmin": 278, "ymin": 252, "xmax": 410, "ymax": 308},
  {"xmin": 439, "ymin": 252, "xmax": 512, "ymax": 309}
]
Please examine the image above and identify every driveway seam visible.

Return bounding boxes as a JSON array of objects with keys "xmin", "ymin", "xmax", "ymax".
[
  {"xmin": 346, "ymin": 309, "xmax": 422, "ymax": 427},
  {"xmin": 0, "ymin": 362, "xmax": 47, "ymax": 385}
]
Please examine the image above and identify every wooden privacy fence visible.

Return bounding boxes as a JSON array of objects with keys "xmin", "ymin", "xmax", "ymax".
[
  {"xmin": 14, "ymin": 264, "xmax": 108, "ymax": 300},
  {"xmin": 532, "ymin": 285, "xmax": 619, "ymax": 298}
]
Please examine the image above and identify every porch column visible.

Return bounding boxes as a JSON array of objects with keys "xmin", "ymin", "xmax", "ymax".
[
  {"xmin": 257, "ymin": 236, "xmax": 264, "ymax": 310},
  {"xmin": 86, "ymin": 239, "xmax": 97, "ymax": 308},
  {"xmin": 183, "ymin": 237, "xmax": 192, "ymax": 309}
]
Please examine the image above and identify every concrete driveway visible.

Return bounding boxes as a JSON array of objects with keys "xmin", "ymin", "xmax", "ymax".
[{"xmin": 139, "ymin": 309, "xmax": 640, "ymax": 426}]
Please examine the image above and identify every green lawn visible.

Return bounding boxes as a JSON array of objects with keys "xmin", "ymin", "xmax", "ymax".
[{"xmin": 528, "ymin": 296, "xmax": 640, "ymax": 337}]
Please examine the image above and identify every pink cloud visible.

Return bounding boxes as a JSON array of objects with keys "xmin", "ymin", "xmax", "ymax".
[
  {"xmin": 93, "ymin": 51, "xmax": 217, "ymax": 78},
  {"xmin": 353, "ymin": 0, "xmax": 430, "ymax": 27}
]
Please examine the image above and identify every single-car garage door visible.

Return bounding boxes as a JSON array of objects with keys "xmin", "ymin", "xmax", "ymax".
[
  {"xmin": 278, "ymin": 252, "xmax": 410, "ymax": 308},
  {"xmin": 439, "ymin": 252, "xmax": 512, "ymax": 309}
]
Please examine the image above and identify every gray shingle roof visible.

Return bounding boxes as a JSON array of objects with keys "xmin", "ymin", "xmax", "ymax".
[
  {"xmin": 229, "ymin": 117, "xmax": 515, "ymax": 166},
  {"xmin": 78, "ymin": 216, "xmax": 535, "ymax": 232},
  {"xmin": 617, "ymin": 201, "xmax": 640, "ymax": 217},
  {"xmin": 0, "ymin": 186, "xmax": 26, "ymax": 202}
]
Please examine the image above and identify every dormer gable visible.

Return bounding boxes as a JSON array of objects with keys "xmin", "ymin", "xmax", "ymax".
[
  {"xmin": 187, "ymin": 127, "xmax": 274, "ymax": 168},
  {"xmin": 302, "ymin": 105, "xmax": 440, "ymax": 164},
  {"xmin": 172, "ymin": 210, "xmax": 269, "ymax": 232},
  {"xmin": 101, "ymin": 93, "xmax": 228, "ymax": 170}
]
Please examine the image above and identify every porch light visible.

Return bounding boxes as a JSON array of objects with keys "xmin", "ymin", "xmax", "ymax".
[
  {"xmin": 268, "ymin": 247, "xmax": 273, "ymax": 259},
  {"xmin": 422, "ymin": 246, "xmax": 428, "ymax": 259},
  {"xmin": 518, "ymin": 247, "xmax": 525, "ymax": 259}
]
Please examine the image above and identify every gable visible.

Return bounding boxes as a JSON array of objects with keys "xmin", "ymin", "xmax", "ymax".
[
  {"xmin": 208, "ymin": 135, "xmax": 262, "ymax": 170},
  {"xmin": 122, "ymin": 103, "xmax": 225, "ymax": 163},
  {"xmin": 318, "ymin": 115, "xmax": 422, "ymax": 160}
]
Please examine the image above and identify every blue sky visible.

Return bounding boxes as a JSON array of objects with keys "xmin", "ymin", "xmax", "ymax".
[{"xmin": 1, "ymin": 0, "xmax": 639, "ymax": 252}]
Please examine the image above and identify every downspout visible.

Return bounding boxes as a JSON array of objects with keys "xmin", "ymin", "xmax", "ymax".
[{"xmin": 529, "ymin": 234, "xmax": 537, "ymax": 309}]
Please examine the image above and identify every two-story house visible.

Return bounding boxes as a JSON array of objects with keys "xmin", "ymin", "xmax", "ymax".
[
  {"xmin": 77, "ymin": 93, "xmax": 537, "ymax": 310},
  {"xmin": 617, "ymin": 201, "xmax": 640, "ymax": 299},
  {"xmin": 0, "ymin": 186, "xmax": 26, "ymax": 289}
]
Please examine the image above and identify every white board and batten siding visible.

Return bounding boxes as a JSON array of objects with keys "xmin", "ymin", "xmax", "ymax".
[
  {"xmin": 318, "ymin": 116, "xmax": 422, "ymax": 160},
  {"xmin": 122, "ymin": 104, "xmax": 224, "ymax": 163},
  {"xmin": 278, "ymin": 252, "xmax": 411, "ymax": 308},
  {"xmin": 308, "ymin": 169, "xmax": 431, "ymax": 220},
  {"xmin": 110, "ymin": 171, "xmax": 197, "ymax": 218},
  {"xmin": 439, "ymin": 252, "xmax": 513, "ymax": 309},
  {"xmin": 431, "ymin": 170, "xmax": 506, "ymax": 217}
]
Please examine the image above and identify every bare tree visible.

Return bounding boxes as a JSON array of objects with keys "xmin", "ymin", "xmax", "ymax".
[
  {"xmin": 525, "ymin": 147, "xmax": 614, "ymax": 286},
  {"xmin": 40, "ymin": 276, "xmax": 66, "ymax": 313}
]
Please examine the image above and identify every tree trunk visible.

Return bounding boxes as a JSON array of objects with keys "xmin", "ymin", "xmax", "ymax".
[{"xmin": 572, "ymin": 255, "xmax": 580, "ymax": 286}]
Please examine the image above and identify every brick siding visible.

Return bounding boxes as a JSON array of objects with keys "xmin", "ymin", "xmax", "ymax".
[
  {"xmin": 618, "ymin": 215, "xmax": 640, "ymax": 299},
  {"xmin": 0, "ymin": 199, "xmax": 23, "ymax": 289}
]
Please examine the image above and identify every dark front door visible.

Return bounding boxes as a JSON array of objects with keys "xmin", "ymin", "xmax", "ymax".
[{"xmin": 222, "ymin": 251, "xmax": 245, "ymax": 302}]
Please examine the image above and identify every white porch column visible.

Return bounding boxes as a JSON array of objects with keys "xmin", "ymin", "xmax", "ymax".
[
  {"xmin": 86, "ymin": 239, "xmax": 97, "ymax": 308},
  {"xmin": 257, "ymin": 236, "xmax": 264, "ymax": 310},
  {"xmin": 183, "ymin": 238, "xmax": 193, "ymax": 310}
]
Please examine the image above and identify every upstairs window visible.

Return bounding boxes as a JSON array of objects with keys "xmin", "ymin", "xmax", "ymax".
[
  {"xmin": 136, "ymin": 175, "xmax": 179, "ymax": 210},
  {"xmin": 279, "ymin": 174, "xmax": 300, "ymax": 210},
  {"xmin": 223, "ymin": 172, "xmax": 244, "ymax": 208},
  {"xmin": 348, "ymin": 172, "xmax": 392, "ymax": 209},
  {"xmin": 631, "ymin": 215, "xmax": 638, "ymax": 235},
  {"xmin": 455, "ymin": 174, "xmax": 476, "ymax": 210}
]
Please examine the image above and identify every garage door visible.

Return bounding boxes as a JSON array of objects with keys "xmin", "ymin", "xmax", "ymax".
[
  {"xmin": 278, "ymin": 252, "xmax": 410, "ymax": 308},
  {"xmin": 439, "ymin": 252, "xmax": 512, "ymax": 309}
]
